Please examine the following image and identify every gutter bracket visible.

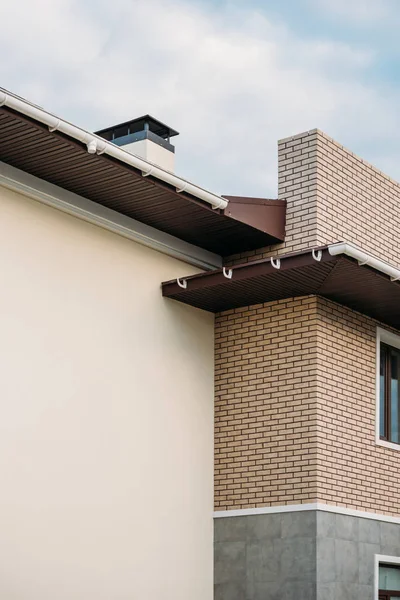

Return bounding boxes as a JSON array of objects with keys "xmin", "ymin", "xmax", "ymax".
[
  {"xmin": 176, "ymin": 182, "xmax": 188, "ymax": 193},
  {"xmin": 312, "ymin": 249, "xmax": 322, "ymax": 262},
  {"xmin": 271, "ymin": 257, "xmax": 281, "ymax": 269},
  {"xmin": 176, "ymin": 278, "xmax": 187, "ymax": 289},
  {"xmin": 48, "ymin": 120, "xmax": 61, "ymax": 133}
]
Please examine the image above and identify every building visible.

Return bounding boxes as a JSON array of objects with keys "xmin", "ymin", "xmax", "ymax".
[{"xmin": 0, "ymin": 87, "xmax": 400, "ymax": 600}]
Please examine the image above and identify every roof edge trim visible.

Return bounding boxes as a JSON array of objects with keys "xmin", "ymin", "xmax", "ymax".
[
  {"xmin": 0, "ymin": 88, "xmax": 228, "ymax": 211},
  {"xmin": 328, "ymin": 242, "xmax": 400, "ymax": 282},
  {"xmin": 0, "ymin": 160, "xmax": 222, "ymax": 270}
]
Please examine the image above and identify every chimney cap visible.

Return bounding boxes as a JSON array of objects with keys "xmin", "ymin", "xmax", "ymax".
[{"xmin": 95, "ymin": 114, "xmax": 179, "ymax": 142}]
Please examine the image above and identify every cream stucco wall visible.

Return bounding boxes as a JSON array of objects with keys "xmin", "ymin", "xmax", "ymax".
[{"xmin": 0, "ymin": 185, "xmax": 214, "ymax": 600}]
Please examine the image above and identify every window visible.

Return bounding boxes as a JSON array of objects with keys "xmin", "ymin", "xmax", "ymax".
[
  {"xmin": 377, "ymin": 328, "xmax": 400, "ymax": 449},
  {"xmin": 379, "ymin": 564, "xmax": 400, "ymax": 599},
  {"xmin": 380, "ymin": 342, "xmax": 400, "ymax": 445}
]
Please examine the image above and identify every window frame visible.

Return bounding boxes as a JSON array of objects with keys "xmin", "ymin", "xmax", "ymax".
[
  {"xmin": 376, "ymin": 328, "xmax": 400, "ymax": 451},
  {"xmin": 375, "ymin": 555, "xmax": 400, "ymax": 600}
]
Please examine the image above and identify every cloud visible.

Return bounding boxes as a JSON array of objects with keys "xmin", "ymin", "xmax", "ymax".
[{"xmin": 0, "ymin": 0, "xmax": 399, "ymax": 196}]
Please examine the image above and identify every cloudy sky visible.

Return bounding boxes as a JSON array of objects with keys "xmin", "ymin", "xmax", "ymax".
[{"xmin": 1, "ymin": 0, "xmax": 400, "ymax": 197}]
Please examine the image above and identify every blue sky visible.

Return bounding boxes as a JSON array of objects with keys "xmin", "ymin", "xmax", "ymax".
[{"xmin": 1, "ymin": 0, "xmax": 400, "ymax": 197}]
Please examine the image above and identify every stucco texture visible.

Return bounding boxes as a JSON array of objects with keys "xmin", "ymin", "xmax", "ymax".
[{"xmin": 0, "ymin": 185, "xmax": 214, "ymax": 600}]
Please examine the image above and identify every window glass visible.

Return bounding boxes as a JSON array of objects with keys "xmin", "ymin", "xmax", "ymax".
[
  {"xmin": 391, "ymin": 350, "xmax": 400, "ymax": 444},
  {"xmin": 380, "ymin": 341, "xmax": 400, "ymax": 445},
  {"xmin": 380, "ymin": 565, "xmax": 400, "ymax": 591},
  {"xmin": 99, "ymin": 130, "xmax": 113, "ymax": 141}
]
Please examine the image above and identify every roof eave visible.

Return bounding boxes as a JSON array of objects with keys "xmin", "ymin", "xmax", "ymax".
[
  {"xmin": 0, "ymin": 88, "xmax": 287, "ymax": 255},
  {"xmin": 161, "ymin": 243, "xmax": 400, "ymax": 330}
]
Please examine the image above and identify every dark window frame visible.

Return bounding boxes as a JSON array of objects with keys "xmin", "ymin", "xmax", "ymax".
[
  {"xmin": 380, "ymin": 341, "xmax": 400, "ymax": 445},
  {"xmin": 379, "ymin": 563, "xmax": 400, "ymax": 599}
]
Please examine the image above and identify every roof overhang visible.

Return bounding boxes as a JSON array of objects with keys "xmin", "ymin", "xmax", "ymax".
[
  {"xmin": 0, "ymin": 89, "xmax": 286, "ymax": 256},
  {"xmin": 162, "ymin": 243, "xmax": 400, "ymax": 329}
]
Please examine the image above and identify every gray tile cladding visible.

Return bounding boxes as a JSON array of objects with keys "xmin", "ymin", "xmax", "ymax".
[
  {"xmin": 215, "ymin": 511, "xmax": 317, "ymax": 600},
  {"xmin": 214, "ymin": 510, "xmax": 400, "ymax": 600}
]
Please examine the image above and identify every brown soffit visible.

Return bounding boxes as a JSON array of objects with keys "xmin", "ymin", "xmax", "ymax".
[
  {"xmin": 0, "ymin": 106, "xmax": 286, "ymax": 256},
  {"xmin": 161, "ymin": 246, "xmax": 400, "ymax": 329}
]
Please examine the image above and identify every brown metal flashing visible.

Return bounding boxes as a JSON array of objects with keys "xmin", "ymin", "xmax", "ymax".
[
  {"xmin": 161, "ymin": 247, "xmax": 400, "ymax": 329},
  {"xmin": 0, "ymin": 106, "xmax": 286, "ymax": 256},
  {"xmin": 222, "ymin": 195, "xmax": 286, "ymax": 241}
]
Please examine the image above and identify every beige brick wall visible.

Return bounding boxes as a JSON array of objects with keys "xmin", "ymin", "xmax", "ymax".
[
  {"xmin": 216, "ymin": 130, "xmax": 400, "ymax": 515},
  {"xmin": 215, "ymin": 296, "xmax": 319, "ymax": 510},
  {"xmin": 215, "ymin": 295, "xmax": 400, "ymax": 516},
  {"xmin": 315, "ymin": 130, "xmax": 400, "ymax": 266},
  {"xmin": 316, "ymin": 298, "xmax": 400, "ymax": 516},
  {"xmin": 227, "ymin": 129, "xmax": 400, "ymax": 267}
]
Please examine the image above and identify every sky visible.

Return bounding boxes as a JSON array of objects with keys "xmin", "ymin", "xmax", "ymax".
[{"xmin": 1, "ymin": 0, "xmax": 400, "ymax": 197}]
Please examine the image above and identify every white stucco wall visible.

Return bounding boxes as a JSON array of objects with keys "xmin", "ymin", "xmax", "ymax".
[{"xmin": 0, "ymin": 185, "xmax": 214, "ymax": 600}]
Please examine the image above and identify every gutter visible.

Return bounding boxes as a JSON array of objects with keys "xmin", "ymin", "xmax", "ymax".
[
  {"xmin": 0, "ymin": 89, "xmax": 228, "ymax": 211},
  {"xmin": 328, "ymin": 242, "xmax": 400, "ymax": 282}
]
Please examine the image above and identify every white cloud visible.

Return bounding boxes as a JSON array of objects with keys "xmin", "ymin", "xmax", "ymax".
[{"xmin": 0, "ymin": 0, "xmax": 399, "ymax": 196}]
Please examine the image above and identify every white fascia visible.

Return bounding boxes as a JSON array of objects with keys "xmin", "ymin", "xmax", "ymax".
[
  {"xmin": 328, "ymin": 242, "xmax": 400, "ymax": 281},
  {"xmin": 0, "ymin": 161, "xmax": 222, "ymax": 270},
  {"xmin": 0, "ymin": 88, "xmax": 228, "ymax": 211}
]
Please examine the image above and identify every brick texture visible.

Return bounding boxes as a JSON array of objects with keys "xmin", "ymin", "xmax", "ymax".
[
  {"xmin": 315, "ymin": 130, "xmax": 400, "ymax": 266},
  {"xmin": 215, "ymin": 295, "xmax": 400, "ymax": 516},
  {"xmin": 316, "ymin": 298, "xmax": 400, "ymax": 516},
  {"xmin": 215, "ymin": 130, "xmax": 400, "ymax": 516},
  {"xmin": 215, "ymin": 296, "xmax": 319, "ymax": 510},
  {"xmin": 227, "ymin": 129, "xmax": 400, "ymax": 266}
]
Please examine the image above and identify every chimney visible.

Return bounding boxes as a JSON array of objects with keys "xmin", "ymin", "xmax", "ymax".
[{"xmin": 95, "ymin": 115, "xmax": 179, "ymax": 172}]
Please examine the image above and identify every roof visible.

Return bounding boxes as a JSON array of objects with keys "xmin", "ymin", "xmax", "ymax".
[
  {"xmin": 161, "ymin": 243, "xmax": 400, "ymax": 329},
  {"xmin": 0, "ymin": 89, "xmax": 286, "ymax": 257}
]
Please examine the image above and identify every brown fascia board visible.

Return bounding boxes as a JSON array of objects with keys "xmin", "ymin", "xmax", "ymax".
[
  {"xmin": 162, "ymin": 246, "xmax": 334, "ymax": 296},
  {"xmin": 222, "ymin": 195, "xmax": 286, "ymax": 241}
]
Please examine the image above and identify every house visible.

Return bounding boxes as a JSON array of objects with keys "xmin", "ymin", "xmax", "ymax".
[{"xmin": 0, "ymin": 87, "xmax": 399, "ymax": 600}]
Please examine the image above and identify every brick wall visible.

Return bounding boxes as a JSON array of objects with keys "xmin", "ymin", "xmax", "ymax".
[
  {"xmin": 214, "ymin": 296, "xmax": 319, "ymax": 510},
  {"xmin": 216, "ymin": 130, "xmax": 400, "ymax": 515},
  {"xmin": 215, "ymin": 295, "xmax": 400, "ymax": 516},
  {"xmin": 316, "ymin": 297, "xmax": 400, "ymax": 516},
  {"xmin": 227, "ymin": 129, "xmax": 400, "ymax": 267},
  {"xmin": 315, "ymin": 131, "xmax": 400, "ymax": 266}
]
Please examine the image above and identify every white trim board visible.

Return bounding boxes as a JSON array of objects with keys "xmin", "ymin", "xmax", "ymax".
[
  {"xmin": 374, "ymin": 554, "xmax": 400, "ymax": 600},
  {"xmin": 214, "ymin": 503, "xmax": 400, "ymax": 524},
  {"xmin": 0, "ymin": 161, "xmax": 222, "ymax": 271}
]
